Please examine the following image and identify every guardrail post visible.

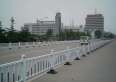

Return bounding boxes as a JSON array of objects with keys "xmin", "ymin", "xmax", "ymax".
[
  {"xmin": 18, "ymin": 42, "xmax": 21, "ymax": 48},
  {"xmin": 87, "ymin": 43, "xmax": 90, "ymax": 54},
  {"xmin": 81, "ymin": 45, "xmax": 87, "ymax": 57},
  {"xmin": 9, "ymin": 42, "xmax": 12, "ymax": 49},
  {"xmin": 21, "ymin": 55, "xmax": 27, "ymax": 82},
  {"xmin": 75, "ymin": 47, "xmax": 81, "ymax": 60},
  {"xmin": 33, "ymin": 42, "xmax": 35, "ymax": 47},
  {"xmin": 25, "ymin": 42, "xmax": 29, "ymax": 48},
  {"xmin": 47, "ymin": 49, "xmax": 57, "ymax": 74},
  {"xmin": 38, "ymin": 42, "xmax": 41, "ymax": 47},
  {"xmin": 64, "ymin": 46, "xmax": 72, "ymax": 65},
  {"xmin": 91, "ymin": 42, "xmax": 94, "ymax": 52}
]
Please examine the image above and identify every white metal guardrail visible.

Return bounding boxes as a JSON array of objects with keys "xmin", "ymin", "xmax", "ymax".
[{"xmin": 0, "ymin": 40, "xmax": 112, "ymax": 82}]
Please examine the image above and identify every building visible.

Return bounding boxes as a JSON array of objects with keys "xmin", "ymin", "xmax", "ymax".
[
  {"xmin": 22, "ymin": 12, "xmax": 62, "ymax": 35},
  {"xmin": 55, "ymin": 12, "xmax": 62, "ymax": 34},
  {"xmin": 63, "ymin": 25, "xmax": 84, "ymax": 32},
  {"xmin": 23, "ymin": 20, "xmax": 56, "ymax": 35},
  {"xmin": 84, "ymin": 14, "xmax": 104, "ymax": 38}
]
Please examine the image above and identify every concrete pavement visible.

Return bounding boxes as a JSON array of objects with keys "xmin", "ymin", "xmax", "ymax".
[{"xmin": 29, "ymin": 40, "xmax": 116, "ymax": 82}]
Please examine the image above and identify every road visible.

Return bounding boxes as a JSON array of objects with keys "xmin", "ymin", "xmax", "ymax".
[
  {"xmin": 30, "ymin": 40, "xmax": 116, "ymax": 82},
  {"xmin": 0, "ymin": 41, "xmax": 80, "ymax": 64}
]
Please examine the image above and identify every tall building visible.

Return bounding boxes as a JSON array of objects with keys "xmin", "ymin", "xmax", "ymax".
[
  {"xmin": 55, "ymin": 12, "xmax": 62, "ymax": 34},
  {"xmin": 22, "ymin": 12, "xmax": 62, "ymax": 35},
  {"xmin": 84, "ymin": 14, "xmax": 104, "ymax": 38}
]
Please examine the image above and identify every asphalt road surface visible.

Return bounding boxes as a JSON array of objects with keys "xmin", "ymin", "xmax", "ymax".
[
  {"xmin": 30, "ymin": 40, "xmax": 116, "ymax": 82},
  {"xmin": 0, "ymin": 41, "xmax": 80, "ymax": 64}
]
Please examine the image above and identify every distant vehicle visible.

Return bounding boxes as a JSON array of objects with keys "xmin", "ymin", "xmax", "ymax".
[{"xmin": 80, "ymin": 36, "xmax": 90, "ymax": 45}]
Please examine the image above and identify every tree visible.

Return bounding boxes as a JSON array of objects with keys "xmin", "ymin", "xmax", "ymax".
[
  {"xmin": 10, "ymin": 17, "xmax": 15, "ymax": 31},
  {"xmin": 0, "ymin": 21, "xmax": 6, "ymax": 43},
  {"xmin": 6, "ymin": 17, "xmax": 17, "ymax": 42},
  {"xmin": 57, "ymin": 28, "xmax": 90, "ymax": 41},
  {"xmin": 58, "ymin": 30, "xmax": 66, "ymax": 41},
  {"xmin": 104, "ymin": 32, "xmax": 115, "ymax": 39},
  {"xmin": 45, "ymin": 29, "xmax": 53, "ymax": 41},
  {"xmin": 75, "ymin": 32, "xmax": 80, "ymax": 40},
  {"xmin": 18, "ymin": 28, "xmax": 32, "ymax": 42},
  {"xmin": 95, "ymin": 30, "xmax": 102, "ymax": 39},
  {"xmin": 86, "ymin": 31, "xmax": 91, "ymax": 37}
]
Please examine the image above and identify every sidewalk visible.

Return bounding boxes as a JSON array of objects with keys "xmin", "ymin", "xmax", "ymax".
[{"xmin": 29, "ymin": 41, "xmax": 116, "ymax": 82}]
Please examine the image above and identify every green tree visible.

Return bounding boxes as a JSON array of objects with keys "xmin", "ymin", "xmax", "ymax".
[
  {"xmin": 45, "ymin": 29, "xmax": 53, "ymax": 41},
  {"xmin": 57, "ymin": 29, "xmax": 90, "ymax": 41},
  {"xmin": 0, "ymin": 21, "xmax": 6, "ymax": 43},
  {"xmin": 18, "ymin": 28, "xmax": 32, "ymax": 42},
  {"xmin": 104, "ymin": 32, "xmax": 115, "ymax": 39},
  {"xmin": 75, "ymin": 31, "xmax": 80, "ymax": 40},
  {"xmin": 6, "ymin": 17, "xmax": 17, "ymax": 42},
  {"xmin": 95, "ymin": 30, "xmax": 102, "ymax": 39}
]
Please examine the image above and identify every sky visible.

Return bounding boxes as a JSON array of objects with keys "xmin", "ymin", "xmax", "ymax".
[{"xmin": 0, "ymin": 0, "xmax": 116, "ymax": 34}]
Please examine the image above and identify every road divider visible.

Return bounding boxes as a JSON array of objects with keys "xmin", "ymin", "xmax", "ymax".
[{"xmin": 0, "ymin": 40, "xmax": 112, "ymax": 82}]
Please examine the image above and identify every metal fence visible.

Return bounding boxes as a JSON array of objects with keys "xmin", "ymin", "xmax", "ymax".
[{"xmin": 0, "ymin": 40, "xmax": 111, "ymax": 82}]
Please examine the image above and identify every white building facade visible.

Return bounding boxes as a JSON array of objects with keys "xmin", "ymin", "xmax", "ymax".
[
  {"xmin": 22, "ymin": 12, "xmax": 62, "ymax": 35},
  {"xmin": 23, "ymin": 21, "xmax": 57, "ymax": 35},
  {"xmin": 84, "ymin": 14, "xmax": 104, "ymax": 38}
]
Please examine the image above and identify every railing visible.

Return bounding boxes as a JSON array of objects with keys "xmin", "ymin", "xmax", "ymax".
[{"xmin": 0, "ymin": 40, "xmax": 112, "ymax": 82}]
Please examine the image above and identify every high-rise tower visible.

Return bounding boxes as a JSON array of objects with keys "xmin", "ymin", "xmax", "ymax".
[{"xmin": 55, "ymin": 12, "xmax": 61, "ymax": 34}]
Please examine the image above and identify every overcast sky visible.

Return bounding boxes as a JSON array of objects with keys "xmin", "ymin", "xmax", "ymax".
[{"xmin": 0, "ymin": 0, "xmax": 116, "ymax": 34}]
